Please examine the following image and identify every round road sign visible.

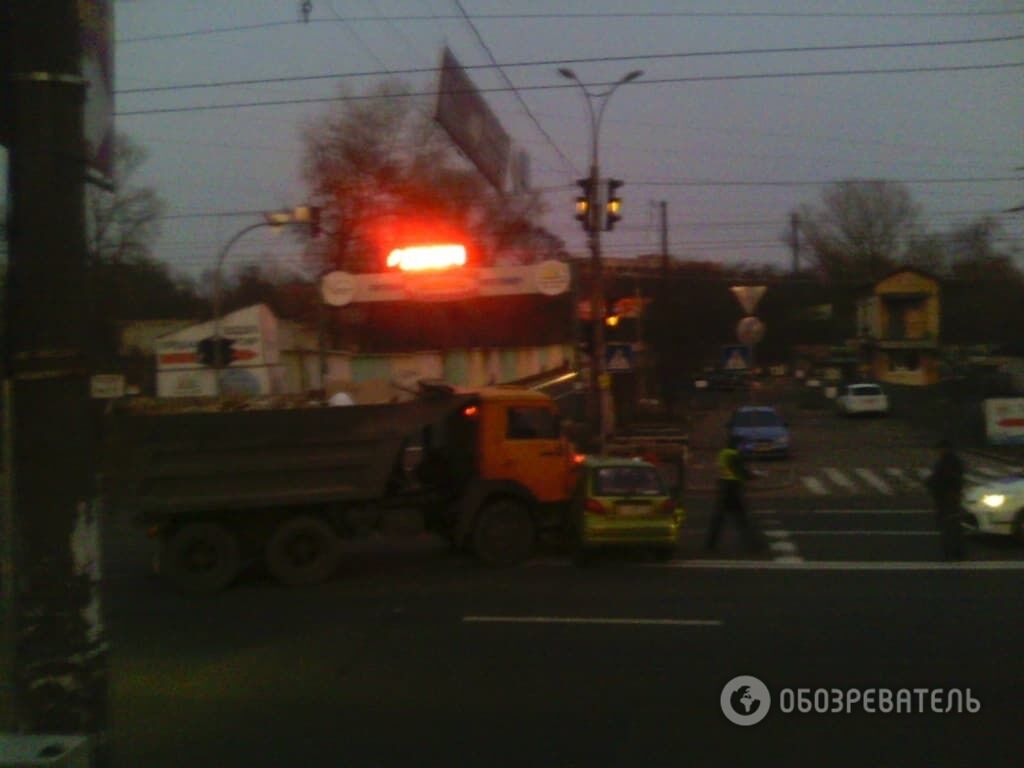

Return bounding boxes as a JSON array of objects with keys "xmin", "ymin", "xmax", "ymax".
[{"xmin": 737, "ymin": 315, "xmax": 765, "ymax": 345}]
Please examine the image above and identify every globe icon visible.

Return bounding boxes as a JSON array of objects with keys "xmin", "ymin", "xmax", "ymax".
[
  {"xmin": 721, "ymin": 676, "xmax": 771, "ymax": 725},
  {"xmin": 730, "ymin": 685, "xmax": 761, "ymax": 716}
]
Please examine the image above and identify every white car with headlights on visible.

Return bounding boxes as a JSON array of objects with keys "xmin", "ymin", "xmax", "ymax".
[{"xmin": 962, "ymin": 472, "xmax": 1024, "ymax": 543}]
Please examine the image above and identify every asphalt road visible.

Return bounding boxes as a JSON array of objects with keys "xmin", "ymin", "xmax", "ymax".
[
  {"xmin": 102, "ymin": 536, "xmax": 1023, "ymax": 768},
  {"xmin": 97, "ymin": 381, "xmax": 1024, "ymax": 767}
]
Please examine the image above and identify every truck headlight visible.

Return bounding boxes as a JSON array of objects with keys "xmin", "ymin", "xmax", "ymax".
[{"xmin": 982, "ymin": 494, "xmax": 1006, "ymax": 508}]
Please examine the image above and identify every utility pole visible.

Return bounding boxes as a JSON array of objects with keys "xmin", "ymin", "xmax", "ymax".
[
  {"xmin": 659, "ymin": 201, "xmax": 669, "ymax": 279},
  {"xmin": 586, "ymin": 161, "xmax": 610, "ymax": 446},
  {"xmin": 559, "ymin": 67, "xmax": 642, "ymax": 451},
  {"xmin": 790, "ymin": 211, "xmax": 801, "ymax": 274},
  {"xmin": 3, "ymin": 0, "xmax": 109, "ymax": 759}
]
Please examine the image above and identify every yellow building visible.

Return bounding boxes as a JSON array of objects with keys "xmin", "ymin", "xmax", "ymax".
[{"xmin": 855, "ymin": 268, "xmax": 941, "ymax": 386}]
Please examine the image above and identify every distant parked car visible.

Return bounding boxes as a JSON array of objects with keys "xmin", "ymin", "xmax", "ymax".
[
  {"xmin": 835, "ymin": 382, "xmax": 889, "ymax": 416},
  {"xmin": 726, "ymin": 405, "xmax": 791, "ymax": 459},
  {"xmin": 962, "ymin": 471, "xmax": 1024, "ymax": 543}
]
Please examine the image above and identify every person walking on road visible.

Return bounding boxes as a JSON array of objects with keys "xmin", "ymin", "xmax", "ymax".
[
  {"xmin": 926, "ymin": 439, "xmax": 966, "ymax": 560},
  {"xmin": 707, "ymin": 436, "xmax": 761, "ymax": 552}
]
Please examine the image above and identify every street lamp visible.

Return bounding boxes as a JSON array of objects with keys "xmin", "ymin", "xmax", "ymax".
[
  {"xmin": 210, "ymin": 206, "xmax": 320, "ymax": 395},
  {"xmin": 558, "ymin": 67, "xmax": 643, "ymax": 451}
]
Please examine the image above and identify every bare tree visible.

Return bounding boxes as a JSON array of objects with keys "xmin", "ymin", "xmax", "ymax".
[
  {"xmin": 798, "ymin": 180, "xmax": 921, "ymax": 284},
  {"xmin": 301, "ymin": 80, "xmax": 547, "ymax": 273},
  {"xmin": 86, "ymin": 132, "xmax": 164, "ymax": 264}
]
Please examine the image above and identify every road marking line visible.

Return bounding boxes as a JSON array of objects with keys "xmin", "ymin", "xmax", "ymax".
[
  {"xmin": 769, "ymin": 540, "xmax": 798, "ymax": 554},
  {"xmin": 774, "ymin": 555, "xmax": 805, "ymax": 563},
  {"xmin": 802, "ymin": 476, "xmax": 829, "ymax": 495},
  {"xmin": 854, "ymin": 468, "xmax": 893, "ymax": 495},
  {"xmin": 785, "ymin": 530, "xmax": 938, "ymax": 537},
  {"xmin": 824, "ymin": 468, "xmax": 857, "ymax": 492},
  {"xmin": 764, "ymin": 530, "xmax": 791, "ymax": 539},
  {"xmin": 655, "ymin": 560, "xmax": 1024, "ymax": 571},
  {"xmin": 462, "ymin": 616, "xmax": 722, "ymax": 627},
  {"xmin": 805, "ymin": 508, "xmax": 931, "ymax": 515}
]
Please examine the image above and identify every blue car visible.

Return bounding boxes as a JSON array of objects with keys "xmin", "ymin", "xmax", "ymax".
[{"xmin": 727, "ymin": 405, "xmax": 791, "ymax": 459}]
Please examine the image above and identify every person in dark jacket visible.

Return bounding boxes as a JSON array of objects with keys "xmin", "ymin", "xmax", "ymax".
[
  {"xmin": 707, "ymin": 435, "xmax": 761, "ymax": 552},
  {"xmin": 926, "ymin": 439, "xmax": 966, "ymax": 560}
]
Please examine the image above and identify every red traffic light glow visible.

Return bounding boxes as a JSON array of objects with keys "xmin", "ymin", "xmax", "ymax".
[{"xmin": 386, "ymin": 244, "xmax": 467, "ymax": 272}]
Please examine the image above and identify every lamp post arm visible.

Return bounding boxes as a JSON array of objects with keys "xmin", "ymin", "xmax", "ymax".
[{"xmin": 211, "ymin": 220, "xmax": 272, "ymax": 394}]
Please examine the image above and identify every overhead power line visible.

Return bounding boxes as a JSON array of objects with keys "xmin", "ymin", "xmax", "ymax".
[
  {"xmin": 117, "ymin": 61, "xmax": 1024, "ymax": 117},
  {"xmin": 116, "ymin": 33, "xmax": 1024, "ymax": 95},
  {"xmin": 117, "ymin": 10, "xmax": 1024, "ymax": 44},
  {"xmin": 632, "ymin": 176, "xmax": 1020, "ymax": 188}
]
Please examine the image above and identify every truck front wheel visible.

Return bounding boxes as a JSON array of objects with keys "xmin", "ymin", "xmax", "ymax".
[
  {"xmin": 265, "ymin": 516, "xmax": 340, "ymax": 586},
  {"xmin": 161, "ymin": 522, "xmax": 241, "ymax": 594},
  {"xmin": 473, "ymin": 498, "xmax": 536, "ymax": 566}
]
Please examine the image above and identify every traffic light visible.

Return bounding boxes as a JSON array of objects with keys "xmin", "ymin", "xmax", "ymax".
[
  {"xmin": 605, "ymin": 179, "xmax": 623, "ymax": 231},
  {"xmin": 307, "ymin": 205, "xmax": 321, "ymax": 238},
  {"xmin": 196, "ymin": 336, "xmax": 235, "ymax": 367},
  {"xmin": 575, "ymin": 177, "xmax": 593, "ymax": 232}
]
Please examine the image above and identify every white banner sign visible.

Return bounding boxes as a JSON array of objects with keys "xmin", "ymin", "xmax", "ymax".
[{"xmin": 984, "ymin": 398, "xmax": 1024, "ymax": 445}]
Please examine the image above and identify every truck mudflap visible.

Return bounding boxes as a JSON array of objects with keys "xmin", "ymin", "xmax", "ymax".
[{"xmin": 102, "ymin": 395, "xmax": 479, "ymax": 520}]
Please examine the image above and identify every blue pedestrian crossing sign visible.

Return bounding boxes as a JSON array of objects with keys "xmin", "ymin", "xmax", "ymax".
[
  {"xmin": 721, "ymin": 344, "xmax": 750, "ymax": 371},
  {"xmin": 606, "ymin": 342, "xmax": 634, "ymax": 372}
]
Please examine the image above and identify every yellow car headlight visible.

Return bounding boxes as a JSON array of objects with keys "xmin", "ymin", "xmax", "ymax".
[{"xmin": 982, "ymin": 494, "xmax": 1006, "ymax": 509}]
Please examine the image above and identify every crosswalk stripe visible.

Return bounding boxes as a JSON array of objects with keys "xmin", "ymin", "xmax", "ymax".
[
  {"xmin": 965, "ymin": 472, "xmax": 989, "ymax": 485},
  {"xmin": 885, "ymin": 467, "xmax": 922, "ymax": 488},
  {"xmin": 973, "ymin": 465, "xmax": 1012, "ymax": 478},
  {"xmin": 824, "ymin": 468, "xmax": 856, "ymax": 491},
  {"xmin": 854, "ymin": 468, "xmax": 893, "ymax": 495},
  {"xmin": 801, "ymin": 476, "xmax": 829, "ymax": 495}
]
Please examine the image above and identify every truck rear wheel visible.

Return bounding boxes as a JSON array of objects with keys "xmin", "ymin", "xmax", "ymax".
[
  {"xmin": 265, "ymin": 516, "xmax": 339, "ymax": 586},
  {"xmin": 473, "ymin": 498, "xmax": 535, "ymax": 566},
  {"xmin": 161, "ymin": 522, "xmax": 241, "ymax": 594}
]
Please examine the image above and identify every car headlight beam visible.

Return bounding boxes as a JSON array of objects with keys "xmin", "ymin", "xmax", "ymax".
[{"xmin": 981, "ymin": 494, "xmax": 1005, "ymax": 509}]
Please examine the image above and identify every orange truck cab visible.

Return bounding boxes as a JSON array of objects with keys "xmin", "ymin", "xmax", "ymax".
[{"xmin": 444, "ymin": 387, "xmax": 578, "ymax": 564}]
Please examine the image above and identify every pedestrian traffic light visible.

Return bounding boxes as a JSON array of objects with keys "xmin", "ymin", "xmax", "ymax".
[
  {"xmin": 306, "ymin": 206, "xmax": 321, "ymax": 238},
  {"xmin": 575, "ymin": 178, "xmax": 593, "ymax": 232},
  {"xmin": 196, "ymin": 336, "xmax": 235, "ymax": 367},
  {"xmin": 605, "ymin": 179, "xmax": 623, "ymax": 231}
]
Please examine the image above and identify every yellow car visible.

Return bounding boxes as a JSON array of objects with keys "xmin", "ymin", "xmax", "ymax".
[{"xmin": 571, "ymin": 457, "xmax": 685, "ymax": 564}]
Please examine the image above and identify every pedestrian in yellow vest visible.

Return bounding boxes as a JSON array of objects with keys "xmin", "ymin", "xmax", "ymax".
[{"xmin": 706, "ymin": 435, "xmax": 761, "ymax": 552}]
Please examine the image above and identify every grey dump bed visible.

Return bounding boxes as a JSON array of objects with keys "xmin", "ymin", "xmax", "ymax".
[{"xmin": 103, "ymin": 395, "xmax": 476, "ymax": 520}]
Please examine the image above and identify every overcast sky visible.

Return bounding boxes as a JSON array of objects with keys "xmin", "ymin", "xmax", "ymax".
[{"xmin": 22, "ymin": 1, "xmax": 1024, "ymax": 279}]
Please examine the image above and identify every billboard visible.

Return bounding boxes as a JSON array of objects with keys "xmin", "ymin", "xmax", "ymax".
[
  {"xmin": 321, "ymin": 261, "xmax": 571, "ymax": 306},
  {"xmin": 155, "ymin": 304, "xmax": 284, "ymax": 397},
  {"xmin": 984, "ymin": 398, "xmax": 1024, "ymax": 445},
  {"xmin": 80, "ymin": 0, "xmax": 115, "ymax": 182},
  {"xmin": 435, "ymin": 46, "xmax": 511, "ymax": 192}
]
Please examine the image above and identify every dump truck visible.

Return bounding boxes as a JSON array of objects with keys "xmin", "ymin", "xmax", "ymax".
[{"xmin": 102, "ymin": 384, "xmax": 580, "ymax": 592}]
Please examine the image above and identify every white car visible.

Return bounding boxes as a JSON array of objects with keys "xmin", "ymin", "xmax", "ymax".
[
  {"xmin": 962, "ymin": 473, "xmax": 1024, "ymax": 542},
  {"xmin": 836, "ymin": 383, "xmax": 889, "ymax": 416}
]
